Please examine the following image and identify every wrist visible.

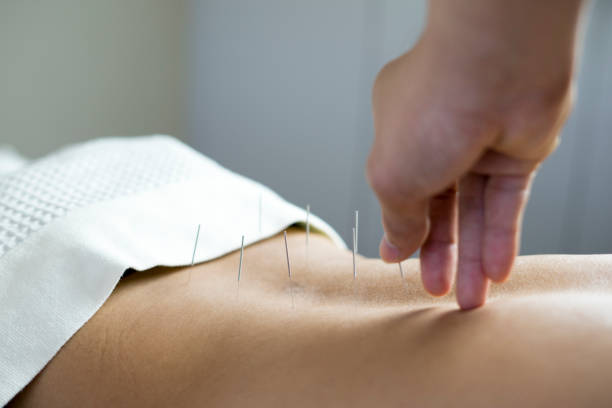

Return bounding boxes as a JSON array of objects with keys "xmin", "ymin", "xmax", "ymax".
[{"xmin": 419, "ymin": 0, "xmax": 583, "ymax": 102}]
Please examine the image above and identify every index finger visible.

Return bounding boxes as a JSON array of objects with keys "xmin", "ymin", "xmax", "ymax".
[{"xmin": 378, "ymin": 198, "xmax": 430, "ymax": 263}]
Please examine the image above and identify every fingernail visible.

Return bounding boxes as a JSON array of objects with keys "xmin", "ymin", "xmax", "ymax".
[{"xmin": 382, "ymin": 235, "xmax": 401, "ymax": 262}]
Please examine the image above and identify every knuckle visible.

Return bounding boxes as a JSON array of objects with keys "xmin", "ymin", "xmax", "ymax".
[
  {"xmin": 487, "ymin": 174, "xmax": 532, "ymax": 193},
  {"xmin": 367, "ymin": 152, "xmax": 430, "ymax": 207},
  {"xmin": 501, "ymin": 76, "xmax": 574, "ymax": 159},
  {"xmin": 372, "ymin": 59, "xmax": 398, "ymax": 105}
]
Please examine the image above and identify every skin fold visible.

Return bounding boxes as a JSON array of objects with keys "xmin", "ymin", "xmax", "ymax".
[{"xmin": 10, "ymin": 228, "xmax": 612, "ymax": 407}]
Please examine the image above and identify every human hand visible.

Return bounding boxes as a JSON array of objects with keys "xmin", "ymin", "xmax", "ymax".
[{"xmin": 367, "ymin": 0, "xmax": 581, "ymax": 308}]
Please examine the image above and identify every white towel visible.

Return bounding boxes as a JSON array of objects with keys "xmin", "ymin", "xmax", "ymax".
[
  {"xmin": 0, "ymin": 135, "xmax": 344, "ymax": 405},
  {"xmin": 0, "ymin": 146, "xmax": 27, "ymax": 176}
]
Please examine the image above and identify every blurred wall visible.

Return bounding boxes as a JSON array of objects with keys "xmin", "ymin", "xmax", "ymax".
[
  {"xmin": 188, "ymin": 0, "xmax": 426, "ymax": 256},
  {"xmin": 550, "ymin": 0, "xmax": 612, "ymax": 254},
  {"xmin": 2, "ymin": 1, "xmax": 610, "ymax": 257},
  {"xmin": 0, "ymin": 0, "xmax": 187, "ymax": 157},
  {"xmin": 189, "ymin": 0, "xmax": 612, "ymax": 257}
]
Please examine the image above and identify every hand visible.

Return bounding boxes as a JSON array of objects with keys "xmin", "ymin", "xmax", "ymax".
[{"xmin": 367, "ymin": 0, "xmax": 581, "ymax": 308}]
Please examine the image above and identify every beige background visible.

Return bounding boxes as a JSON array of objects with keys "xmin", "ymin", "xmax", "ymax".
[{"xmin": 0, "ymin": 0, "xmax": 187, "ymax": 157}]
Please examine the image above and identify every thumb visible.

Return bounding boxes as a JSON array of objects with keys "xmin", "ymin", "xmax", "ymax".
[
  {"xmin": 366, "ymin": 139, "xmax": 433, "ymax": 262},
  {"xmin": 378, "ymin": 196, "xmax": 429, "ymax": 263}
]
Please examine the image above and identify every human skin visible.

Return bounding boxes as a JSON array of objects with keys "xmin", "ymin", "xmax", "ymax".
[
  {"xmin": 367, "ymin": 0, "xmax": 585, "ymax": 309},
  {"xmin": 10, "ymin": 229, "xmax": 612, "ymax": 407}
]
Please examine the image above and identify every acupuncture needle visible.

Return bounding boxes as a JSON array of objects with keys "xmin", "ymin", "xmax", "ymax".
[
  {"xmin": 352, "ymin": 227, "xmax": 357, "ymax": 280},
  {"xmin": 258, "ymin": 194, "xmax": 262, "ymax": 234},
  {"xmin": 237, "ymin": 235, "xmax": 244, "ymax": 299},
  {"xmin": 397, "ymin": 261, "xmax": 411, "ymax": 298},
  {"xmin": 305, "ymin": 204, "xmax": 311, "ymax": 266},
  {"xmin": 306, "ymin": 204, "xmax": 310, "ymax": 247},
  {"xmin": 284, "ymin": 230, "xmax": 295, "ymax": 308},
  {"xmin": 191, "ymin": 224, "xmax": 201, "ymax": 266},
  {"xmin": 187, "ymin": 224, "xmax": 201, "ymax": 284},
  {"xmin": 354, "ymin": 210, "xmax": 359, "ymax": 253}
]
